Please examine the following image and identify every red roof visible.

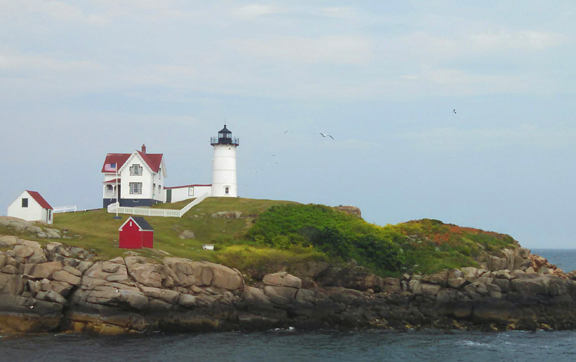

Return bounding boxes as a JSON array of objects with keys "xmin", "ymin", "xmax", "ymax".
[
  {"xmin": 101, "ymin": 153, "xmax": 131, "ymax": 173},
  {"xmin": 101, "ymin": 151, "xmax": 163, "ymax": 173},
  {"xmin": 164, "ymin": 184, "xmax": 211, "ymax": 190},
  {"xmin": 26, "ymin": 190, "xmax": 53, "ymax": 210},
  {"xmin": 137, "ymin": 151, "xmax": 163, "ymax": 173}
]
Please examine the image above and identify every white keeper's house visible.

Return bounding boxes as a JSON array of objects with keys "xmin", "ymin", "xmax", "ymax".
[
  {"xmin": 101, "ymin": 145, "xmax": 167, "ymax": 208},
  {"xmin": 101, "ymin": 126, "xmax": 239, "ymax": 208},
  {"xmin": 7, "ymin": 190, "xmax": 54, "ymax": 224}
]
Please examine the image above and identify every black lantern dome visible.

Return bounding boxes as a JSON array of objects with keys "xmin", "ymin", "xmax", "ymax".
[{"xmin": 211, "ymin": 125, "xmax": 239, "ymax": 146}]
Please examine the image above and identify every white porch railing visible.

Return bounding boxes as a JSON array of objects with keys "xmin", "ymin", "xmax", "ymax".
[
  {"xmin": 107, "ymin": 193, "xmax": 210, "ymax": 218},
  {"xmin": 53, "ymin": 205, "xmax": 78, "ymax": 213}
]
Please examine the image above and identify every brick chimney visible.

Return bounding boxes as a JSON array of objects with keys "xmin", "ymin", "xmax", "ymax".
[{"xmin": 141, "ymin": 144, "xmax": 146, "ymax": 154}]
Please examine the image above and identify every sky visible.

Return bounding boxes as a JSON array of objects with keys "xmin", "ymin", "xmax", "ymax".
[{"xmin": 1, "ymin": 1, "xmax": 576, "ymax": 248}]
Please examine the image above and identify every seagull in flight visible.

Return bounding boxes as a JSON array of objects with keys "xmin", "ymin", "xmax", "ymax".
[
  {"xmin": 453, "ymin": 109, "xmax": 457, "ymax": 114},
  {"xmin": 320, "ymin": 133, "xmax": 334, "ymax": 140},
  {"xmin": 284, "ymin": 130, "xmax": 289, "ymax": 134}
]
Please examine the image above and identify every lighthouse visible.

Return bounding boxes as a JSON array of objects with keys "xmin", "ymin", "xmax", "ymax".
[{"xmin": 210, "ymin": 125, "xmax": 239, "ymax": 197}]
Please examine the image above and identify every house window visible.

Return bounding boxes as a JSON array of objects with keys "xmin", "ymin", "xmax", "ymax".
[
  {"xmin": 188, "ymin": 187, "xmax": 195, "ymax": 196},
  {"xmin": 158, "ymin": 185, "xmax": 161, "ymax": 194},
  {"xmin": 129, "ymin": 182, "xmax": 142, "ymax": 194},
  {"xmin": 130, "ymin": 164, "xmax": 143, "ymax": 176},
  {"xmin": 225, "ymin": 186, "xmax": 229, "ymax": 195},
  {"xmin": 22, "ymin": 198, "xmax": 28, "ymax": 208}
]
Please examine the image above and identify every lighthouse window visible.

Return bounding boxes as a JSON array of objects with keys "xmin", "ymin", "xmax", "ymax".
[{"xmin": 225, "ymin": 187, "xmax": 229, "ymax": 195}]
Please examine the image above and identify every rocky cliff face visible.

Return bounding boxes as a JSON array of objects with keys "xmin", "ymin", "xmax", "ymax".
[{"xmin": 2, "ymin": 233, "xmax": 576, "ymax": 334}]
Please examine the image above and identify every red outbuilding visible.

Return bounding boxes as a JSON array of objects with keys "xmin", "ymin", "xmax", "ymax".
[{"xmin": 118, "ymin": 216, "xmax": 154, "ymax": 249}]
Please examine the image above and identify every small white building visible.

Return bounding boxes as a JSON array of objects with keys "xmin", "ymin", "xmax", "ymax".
[
  {"xmin": 7, "ymin": 190, "xmax": 54, "ymax": 224},
  {"xmin": 102, "ymin": 145, "xmax": 167, "ymax": 208},
  {"xmin": 202, "ymin": 244, "xmax": 215, "ymax": 251},
  {"xmin": 165, "ymin": 184, "xmax": 213, "ymax": 203}
]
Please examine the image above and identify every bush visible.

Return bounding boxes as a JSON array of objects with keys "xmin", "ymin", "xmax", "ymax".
[{"xmin": 245, "ymin": 204, "xmax": 404, "ymax": 274}]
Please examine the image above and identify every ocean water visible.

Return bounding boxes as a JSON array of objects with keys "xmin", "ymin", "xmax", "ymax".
[
  {"xmin": 2, "ymin": 249, "xmax": 576, "ymax": 362},
  {"xmin": 3, "ymin": 330, "xmax": 576, "ymax": 362},
  {"xmin": 531, "ymin": 249, "xmax": 576, "ymax": 273}
]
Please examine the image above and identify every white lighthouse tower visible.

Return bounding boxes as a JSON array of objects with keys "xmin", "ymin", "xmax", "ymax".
[{"xmin": 210, "ymin": 125, "xmax": 239, "ymax": 197}]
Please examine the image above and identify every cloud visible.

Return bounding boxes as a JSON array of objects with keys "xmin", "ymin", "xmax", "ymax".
[
  {"xmin": 0, "ymin": 2, "xmax": 569, "ymax": 103},
  {"xmin": 231, "ymin": 4, "xmax": 286, "ymax": 18},
  {"xmin": 318, "ymin": 138, "xmax": 378, "ymax": 150},
  {"xmin": 398, "ymin": 68, "xmax": 532, "ymax": 95},
  {"xmin": 0, "ymin": 52, "xmax": 101, "ymax": 71},
  {"xmin": 318, "ymin": 7, "xmax": 359, "ymax": 19},
  {"xmin": 0, "ymin": 0, "xmax": 108, "ymax": 24},
  {"xmin": 470, "ymin": 31, "xmax": 569, "ymax": 52},
  {"xmin": 0, "ymin": 0, "xmax": 194, "ymax": 25},
  {"xmin": 395, "ymin": 30, "xmax": 568, "ymax": 62},
  {"xmin": 396, "ymin": 125, "xmax": 576, "ymax": 151},
  {"xmin": 233, "ymin": 35, "xmax": 373, "ymax": 64}
]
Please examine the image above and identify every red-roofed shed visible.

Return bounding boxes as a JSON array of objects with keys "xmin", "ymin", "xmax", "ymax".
[{"xmin": 118, "ymin": 216, "xmax": 154, "ymax": 249}]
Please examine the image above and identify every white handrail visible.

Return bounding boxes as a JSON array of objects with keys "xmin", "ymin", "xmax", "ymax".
[
  {"xmin": 107, "ymin": 202, "xmax": 120, "ymax": 213},
  {"xmin": 179, "ymin": 193, "xmax": 209, "ymax": 216},
  {"xmin": 106, "ymin": 194, "xmax": 209, "ymax": 218}
]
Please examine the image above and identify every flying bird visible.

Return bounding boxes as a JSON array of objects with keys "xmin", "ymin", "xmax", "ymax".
[
  {"xmin": 320, "ymin": 133, "xmax": 334, "ymax": 140},
  {"xmin": 453, "ymin": 109, "xmax": 457, "ymax": 114},
  {"xmin": 284, "ymin": 130, "xmax": 289, "ymax": 134}
]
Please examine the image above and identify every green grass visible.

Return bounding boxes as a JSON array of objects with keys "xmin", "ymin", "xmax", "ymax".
[
  {"xmin": 12, "ymin": 199, "xmax": 518, "ymax": 277},
  {"xmin": 390, "ymin": 219, "xmax": 517, "ymax": 274},
  {"xmin": 215, "ymin": 244, "xmax": 328, "ymax": 281},
  {"xmin": 52, "ymin": 197, "xmax": 294, "ymax": 260}
]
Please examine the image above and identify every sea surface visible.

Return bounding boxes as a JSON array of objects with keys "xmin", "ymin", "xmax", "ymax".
[{"xmin": 2, "ymin": 249, "xmax": 576, "ymax": 362}]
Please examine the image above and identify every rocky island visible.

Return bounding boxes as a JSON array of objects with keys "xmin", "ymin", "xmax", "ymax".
[{"xmin": 1, "ymin": 201, "xmax": 576, "ymax": 335}]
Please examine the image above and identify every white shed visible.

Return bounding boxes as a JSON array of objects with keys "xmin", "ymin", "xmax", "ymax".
[
  {"xmin": 7, "ymin": 190, "xmax": 54, "ymax": 224},
  {"xmin": 202, "ymin": 244, "xmax": 215, "ymax": 251}
]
